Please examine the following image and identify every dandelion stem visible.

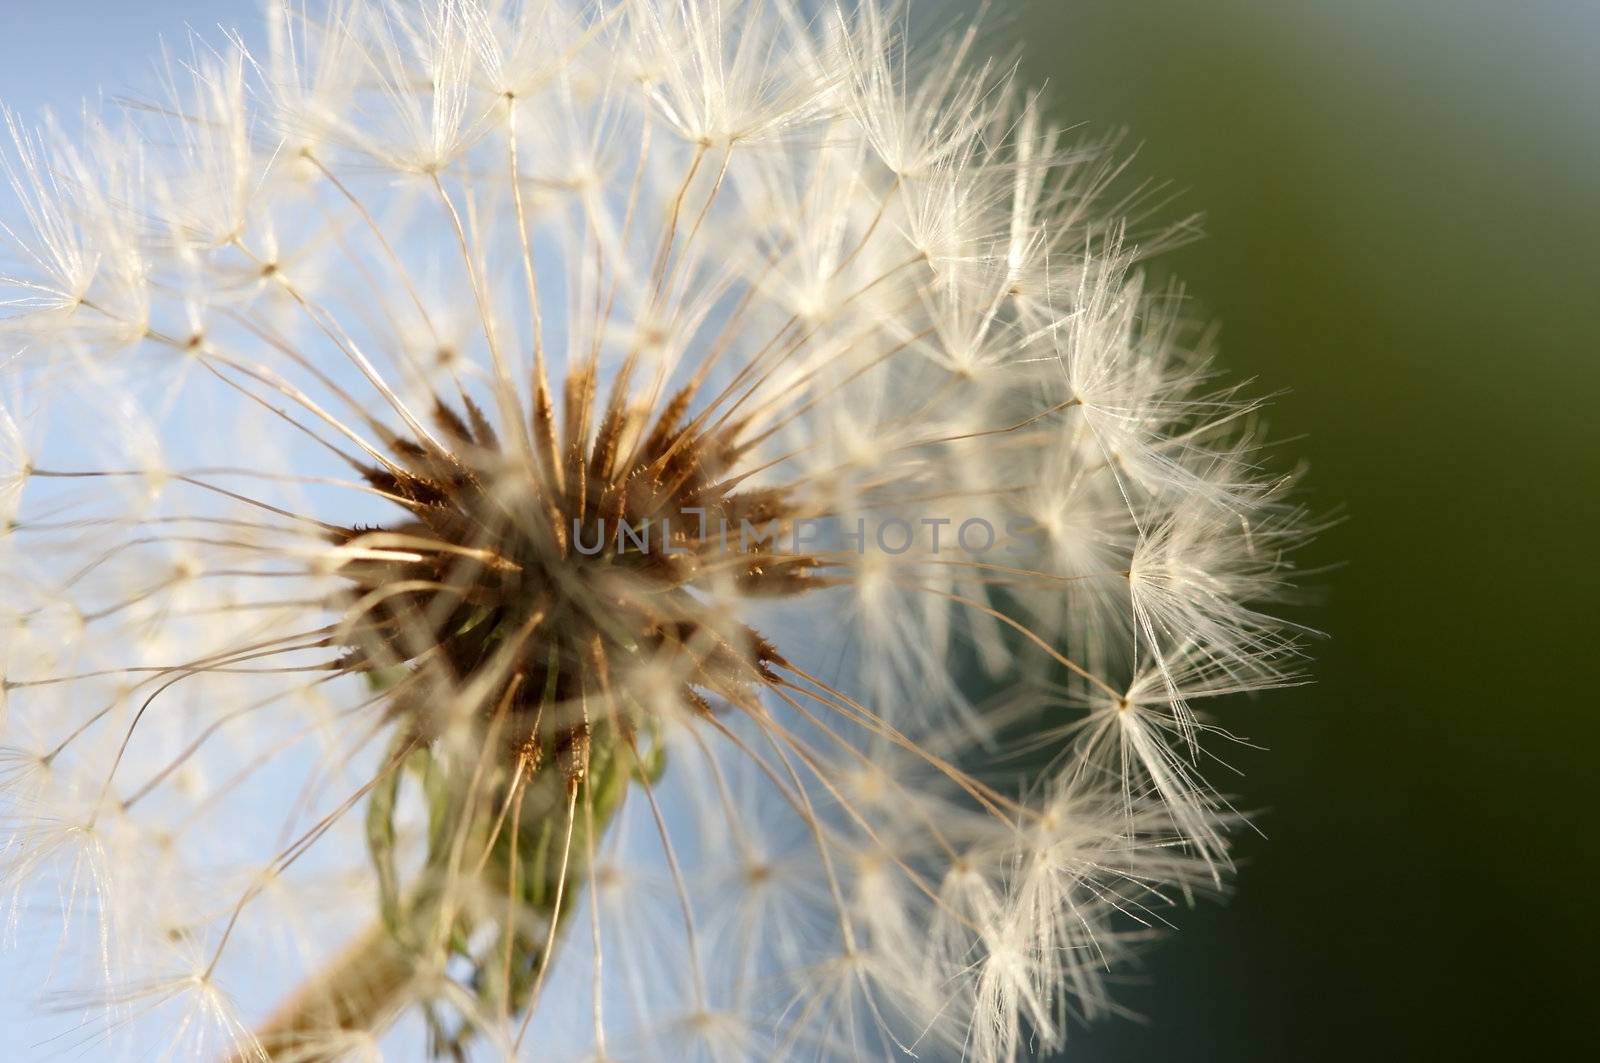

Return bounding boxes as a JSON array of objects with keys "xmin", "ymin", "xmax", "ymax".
[{"xmin": 239, "ymin": 917, "xmax": 417, "ymax": 1062}]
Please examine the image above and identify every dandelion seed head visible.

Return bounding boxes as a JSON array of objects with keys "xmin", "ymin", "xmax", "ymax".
[{"xmin": 1, "ymin": 1, "xmax": 1311, "ymax": 1059}]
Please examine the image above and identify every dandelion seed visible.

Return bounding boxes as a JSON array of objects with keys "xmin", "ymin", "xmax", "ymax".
[{"xmin": 0, "ymin": 2, "xmax": 1311, "ymax": 1059}]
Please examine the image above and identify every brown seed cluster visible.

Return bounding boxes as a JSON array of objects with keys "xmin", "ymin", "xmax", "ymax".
[{"xmin": 329, "ymin": 365, "xmax": 826, "ymax": 780}]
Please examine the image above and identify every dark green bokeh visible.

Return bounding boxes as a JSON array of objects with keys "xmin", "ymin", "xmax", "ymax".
[{"xmin": 1003, "ymin": 1, "xmax": 1599, "ymax": 1057}]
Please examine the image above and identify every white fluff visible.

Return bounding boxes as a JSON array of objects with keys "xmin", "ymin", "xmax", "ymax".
[{"xmin": 0, "ymin": 2, "xmax": 1310, "ymax": 1059}]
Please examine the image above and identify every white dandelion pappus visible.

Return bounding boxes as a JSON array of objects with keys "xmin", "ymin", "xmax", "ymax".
[{"xmin": 0, "ymin": 1, "xmax": 1311, "ymax": 1060}]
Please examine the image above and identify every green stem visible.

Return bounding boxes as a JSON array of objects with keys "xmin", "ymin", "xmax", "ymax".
[{"xmin": 243, "ymin": 722, "xmax": 661, "ymax": 1061}]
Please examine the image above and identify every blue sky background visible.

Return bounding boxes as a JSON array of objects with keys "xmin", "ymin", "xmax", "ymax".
[{"xmin": 1, "ymin": 2, "xmax": 260, "ymax": 122}]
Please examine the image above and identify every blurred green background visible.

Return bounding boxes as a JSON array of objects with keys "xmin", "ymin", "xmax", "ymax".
[{"xmin": 1006, "ymin": 1, "xmax": 1599, "ymax": 1058}]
